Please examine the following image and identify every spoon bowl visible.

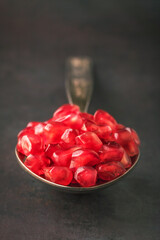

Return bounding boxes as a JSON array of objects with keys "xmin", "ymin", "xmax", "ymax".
[{"xmin": 15, "ymin": 148, "xmax": 139, "ymax": 193}]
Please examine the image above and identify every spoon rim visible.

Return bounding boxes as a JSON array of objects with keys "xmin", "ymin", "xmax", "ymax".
[{"xmin": 15, "ymin": 148, "xmax": 140, "ymax": 193}]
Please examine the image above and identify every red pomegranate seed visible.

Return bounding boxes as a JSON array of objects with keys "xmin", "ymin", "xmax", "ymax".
[
  {"xmin": 114, "ymin": 128, "xmax": 139, "ymax": 156},
  {"xmin": 52, "ymin": 146, "xmax": 80, "ymax": 167},
  {"xmin": 60, "ymin": 128, "xmax": 77, "ymax": 149},
  {"xmin": 99, "ymin": 142, "xmax": 124, "ymax": 163},
  {"xmin": 70, "ymin": 149, "xmax": 100, "ymax": 170},
  {"xmin": 115, "ymin": 124, "xmax": 125, "ymax": 131},
  {"xmin": 125, "ymin": 140, "xmax": 139, "ymax": 157},
  {"xmin": 17, "ymin": 133, "xmax": 43, "ymax": 156},
  {"xmin": 121, "ymin": 151, "xmax": 132, "ymax": 168},
  {"xmin": 24, "ymin": 154, "xmax": 50, "ymax": 175},
  {"xmin": 45, "ymin": 144, "xmax": 61, "ymax": 159},
  {"xmin": 34, "ymin": 122, "xmax": 46, "ymax": 136},
  {"xmin": 18, "ymin": 127, "xmax": 34, "ymax": 138},
  {"xmin": 43, "ymin": 122, "xmax": 67, "ymax": 145},
  {"xmin": 76, "ymin": 132, "xmax": 103, "ymax": 152},
  {"xmin": 24, "ymin": 154, "xmax": 42, "ymax": 175},
  {"xmin": 44, "ymin": 166, "xmax": 73, "ymax": 186},
  {"xmin": 27, "ymin": 122, "xmax": 41, "ymax": 128},
  {"xmin": 126, "ymin": 127, "xmax": 140, "ymax": 146},
  {"xmin": 94, "ymin": 110, "xmax": 117, "ymax": 129},
  {"xmin": 114, "ymin": 128, "xmax": 133, "ymax": 143},
  {"xmin": 96, "ymin": 125, "xmax": 113, "ymax": 140},
  {"xmin": 54, "ymin": 113, "xmax": 83, "ymax": 129},
  {"xmin": 53, "ymin": 104, "xmax": 80, "ymax": 118},
  {"xmin": 80, "ymin": 112, "xmax": 94, "ymax": 121},
  {"xmin": 97, "ymin": 161, "xmax": 126, "ymax": 181},
  {"xmin": 74, "ymin": 166, "xmax": 97, "ymax": 187},
  {"xmin": 82, "ymin": 120, "xmax": 98, "ymax": 133},
  {"xmin": 82, "ymin": 119, "xmax": 113, "ymax": 140}
]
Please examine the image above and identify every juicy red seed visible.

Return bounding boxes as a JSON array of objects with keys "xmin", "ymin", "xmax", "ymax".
[
  {"xmin": 96, "ymin": 125, "xmax": 113, "ymax": 139},
  {"xmin": 34, "ymin": 122, "xmax": 46, "ymax": 136},
  {"xmin": 74, "ymin": 166, "xmax": 97, "ymax": 187},
  {"xmin": 76, "ymin": 132, "xmax": 103, "ymax": 152},
  {"xmin": 126, "ymin": 127, "xmax": 140, "ymax": 146},
  {"xmin": 24, "ymin": 154, "xmax": 50, "ymax": 175},
  {"xmin": 17, "ymin": 133, "xmax": 43, "ymax": 156},
  {"xmin": 53, "ymin": 104, "xmax": 80, "ymax": 118},
  {"xmin": 44, "ymin": 166, "xmax": 73, "ymax": 186},
  {"xmin": 18, "ymin": 127, "xmax": 34, "ymax": 138},
  {"xmin": 60, "ymin": 128, "xmax": 77, "ymax": 149},
  {"xmin": 114, "ymin": 128, "xmax": 133, "ymax": 143},
  {"xmin": 70, "ymin": 149, "xmax": 100, "ymax": 170},
  {"xmin": 115, "ymin": 124, "xmax": 125, "ymax": 131},
  {"xmin": 80, "ymin": 112, "xmax": 94, "ymax": 121},
  {"xmin": 52, "ymin": 146, "xmax": 81, "ymax": 167},
  {"xmin": 124, "ymin": 140, "xmax": 139, "ymax": 157},
  {"xmin": 114, "ymin": 128, "xmax": 139, "ymax": 156},
  {"xmin": 97, "ymin": 162, "xmax": 126, "ymax": 181},
  {"xmin": 45, "ymin": 144, "xmax": 61, "ymax": 159},
  {"xmin": 83, "ymin": 120, "xmax": 99, "ymax": 133},
  {"xmin": 94, "ymin": 110, "xmax": 117, "ymax": 129},
  {"xmin": 54, "ymin": 113, "xmax": 83, "ymax": 129},
  {"xmin": 27, "ymin": 122, "xmax": 41, "ymax": 128},
  {"xmin": 43, "ymin": 122, "xmax": 67, "ymax": 145},
  {"xmin": 121, "ymin": 151, "xmax": 132, "ymax": 168},
  {"xmin": 99, "ymin": 142, "xmax": 124, "ymax": 163},
  {"xmin": 24, "ymin": 154, "xmax": 42, "ymax": 175}
]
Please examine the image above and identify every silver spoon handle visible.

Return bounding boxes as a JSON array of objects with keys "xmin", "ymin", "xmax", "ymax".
[{"xmin": 65, "ymin": 57, "xmax": 93, "ymax": 112}]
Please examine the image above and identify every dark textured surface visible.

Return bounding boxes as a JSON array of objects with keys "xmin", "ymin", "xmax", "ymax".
[{"xmin": 0, "ymin": 1, "xmax": 160, "ymax": 239}]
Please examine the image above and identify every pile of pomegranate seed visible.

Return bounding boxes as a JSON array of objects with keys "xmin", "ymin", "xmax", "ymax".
[{"xmin": 17, "ymin": 104, "xmax": 140, "ymax": 187}]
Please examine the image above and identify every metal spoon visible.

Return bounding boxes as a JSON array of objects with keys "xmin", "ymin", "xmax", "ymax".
[{"xmin": 15, "ymin": 57, "xmax": 139, "ymax": 193}]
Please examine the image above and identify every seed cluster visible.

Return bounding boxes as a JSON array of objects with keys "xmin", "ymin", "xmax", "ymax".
[{"xmin": 17, "ymin": 104, "xmax": 140, "ymax": 187}]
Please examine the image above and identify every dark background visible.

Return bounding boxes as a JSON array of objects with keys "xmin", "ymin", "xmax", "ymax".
[{"xmin": 0, "ymin": 1, "xmax": 160, "ymax": 239}]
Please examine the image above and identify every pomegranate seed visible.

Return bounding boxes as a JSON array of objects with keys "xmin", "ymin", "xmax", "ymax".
[
  {"xmin": 114, "ymin": 128, "xmax": 139, "ymax": 156},
  {"xmin": 81, "ymin": 120, "xmax": 113, "ymax": 140},
  {"xmin": 34, "ymin": 122, "xmax": 46, "ymax": 136},
  {"xmin": 45, "ymin": 144, "xmax": 61, "ymax": 159},
  {"xmin": 17, "ymin": 133, "xmax": 43, "ymax": 156},
  {"xmin": 44, "ymin": 166, "xmax": 73, "ymax": 186},
  {"xmin": 115, "ymin": 124, "xmax": 125, "ymax": 131},
  {"xmin": 114, "ymin": 128, "xmax": 132, "ymax": 143},
  {"xmin": 24, "ymin": 154, "xmax": 50, "ymax": 175},
  {"xmin": 27, "ymin": 122, "xmax": 41, "ymax": 128},
  {"xmin": 80, "ymin": 112, "xmax": 94, "ymax": 121},
  {"xmin": 18, "ymin": 127, "xmax": 34, "ymax": 138},
  {"xmin": 74, "ymin": 166, "xmax": 97, "ymax": 187},
  {"xmin": 121, "ymin": 151, "xmax": 132, "ymax": 168},
  {"xmin": 82, "ymin": 120, "xmax": 98, "ymax": 133},
  {"xmin": 43, "ymin": 122, "xmax": 67, "ymax": 145},
  {"xmin": 60, "ymin": 128, "xmax": 77, "ymax": 149},
  {"xmin": 125, "ymin": 140, "xmax": 139, "ymax": 157},
  {"xmin": 97, "ymin": 161, "xmax": 126, "ymax": 181},
  {"xmin": 70, "ymin": 149, "xmax": 100, "ymax": 170},
  {"xmin": 96, "ymin": 125, "xmax": 113, "ymax": 140},
  {"xmin": 53, "ymin": 104, "xmax": 80, "ymax": 118},
  {"xmin": 94, "ymin": 110, "xmax": 117, "ymax": 129},
  {"xmin": 126, "ymin": 127, "xmax": 140, "ymax": 146},
  {"xmin": 54, "ymin": 113, "xmax": 83, "ymax": 129},
  {"xmin": 76, "ymin": 132, "xmax": 103, "ymax": 152},
  {"xmin": 99, "ymin": 142, "xmax": 124, "ymax": 163},
  {"xmin": 52, "ymin": 146, "xmax": 80, "ymax": 167},
  {"xmin": 24, "ymin": 154, "xmax": 42, "ymax": 175}
]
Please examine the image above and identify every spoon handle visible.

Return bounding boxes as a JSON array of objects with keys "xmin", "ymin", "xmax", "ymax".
[{"xmin": 65, "ymin": 57, "xmax": 93, "ymax": 112}]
